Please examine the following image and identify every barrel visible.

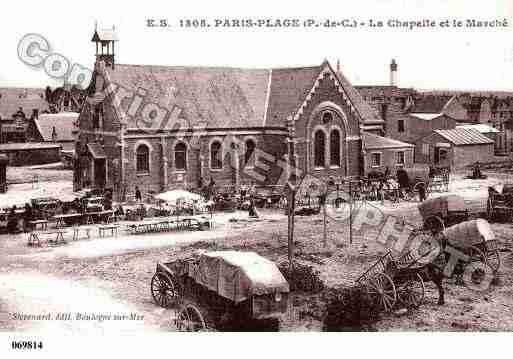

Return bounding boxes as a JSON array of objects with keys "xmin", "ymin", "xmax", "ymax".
[{"xmin": 443, "ymin": 218, "xmax": 495, "ymax": 249}]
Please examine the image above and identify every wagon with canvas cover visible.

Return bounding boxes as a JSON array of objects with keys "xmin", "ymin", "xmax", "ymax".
[
  {"xmin": 150, "ymin": 251, "xmax": 290, "ymax": 331},
  {"xmin": 441, "ymin": 219, "xmax": 500, "ymax": 274},
  {"xmin": 418, "ymin": 194, "xmax": 470, "ymax": 233}
]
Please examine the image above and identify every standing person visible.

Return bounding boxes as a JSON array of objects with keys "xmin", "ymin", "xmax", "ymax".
[
  {"xmin": 207, "ymin": 177, "xmax": 215, "ymax": 200},
  {"xmin": 198, "ymin": 176, "xmax": 204, "ymax": 191},
  {"xmin": 418, "ymin": 182, "xmax": 427, "ymax": 202},
  {"xmin": 248, "ymin": 197, "xmax": 259, "ymax": 218},
  {"xmin": 7, "ymin": 205, "xmax": 18, "ymax": 233},
  {"xmin": 23, "ymin": 203, "xmax": 32, "ymax": 232},
  {"xmin": 135, "ymin": 186, "xmax": 142, "ymax": 202}
]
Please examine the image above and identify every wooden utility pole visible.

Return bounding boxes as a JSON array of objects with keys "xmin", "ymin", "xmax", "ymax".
[
  {"xmin": 286, "ymin": 116, "xmax": 296, "ymax": 273},
  {"xmin": 321, "ymin": 189, "xmax": 328, "ymax": 247},
  {"xmin": 349, "ymin": 179, "xmax": 353, "ymax": 244}
]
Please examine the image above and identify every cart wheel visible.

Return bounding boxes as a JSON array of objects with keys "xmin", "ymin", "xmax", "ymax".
[
  {"xmin": 402, "ymin": 190, "xmax": 413, "ymax": 202},
  {"xmin": 486, "ymin": 249, "xmax": 501, "ymax": 274},
  {"xmin": 468, "ymin": 246, "xmax": 493, "ymax": 284},
  {"xmin": 399, "ymin": 273, "xmax": 425, "ymax": 308},
  {"xmin": 486, "ymin": 198, "xmax": 494, "ymax": 221},
  {"xmin": 424, "ymin": 215, "xmax": 445, "ymax": 235},
  {"xmin": 413, "ymin": 182, "xmax": 427, "ymax": 199},
  {"xmin": 175, "ymin": 300, "xmax": 214, "ymax": 332},
  {"xmin": 151, "ymin": 272, "xmax": 178, "ymax": 308},
  {"xmin": 365, "ymin": 273, "xmax": 397, "ymax": 312}
]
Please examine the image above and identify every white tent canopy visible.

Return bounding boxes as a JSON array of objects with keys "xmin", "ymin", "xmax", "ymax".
[{"xmin": 154, "ymin": 190, "xmax": 202, "ymax": 204}]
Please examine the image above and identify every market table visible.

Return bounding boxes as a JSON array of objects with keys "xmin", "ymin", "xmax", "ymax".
[
  {"xmin": 84, "ymin": 210, "xmax": 114, "ymax": 225},
  {"xmin": 72, "ymin": 226, "xmax": 93, "ymax": 240},
  {"xmin": 98, "ymin": 224, "xmax": 119, "ymax": 238},
  {"xmin": 29, "ymin": 220, "xmax": 48, "ymax": 231},
  {"xmin": 27, "ymin": 230, "xmax": 67, "ymax": 246},
  {"xmin": 54, "ymin": 213, "xmax": 83, "ymax": 228}
]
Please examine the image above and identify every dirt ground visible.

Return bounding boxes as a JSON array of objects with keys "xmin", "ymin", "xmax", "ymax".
[{"xmin": 1, "ymin": 169, "xmax": 513, "ymax": 332}]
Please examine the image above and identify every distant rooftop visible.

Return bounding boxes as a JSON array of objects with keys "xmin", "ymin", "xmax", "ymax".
[
  {"xmin": 0, "ymin": 143, "xmax": 61, "ymax": 151},
  {"xmin": 433, "ymin": 128, "xmax": 494, "ymax": 146},
  {"xmin": 363, "ymin": 132, "xmax": 414, "ymax": 150}
]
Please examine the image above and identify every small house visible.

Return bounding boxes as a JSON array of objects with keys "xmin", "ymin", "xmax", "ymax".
[
  {"xmin": 416, "ymin": 128, "xmax": 494, "ymax": 168},
  {"xmin": 362, "ymin": 132, "xmax": 414, "ymax": 175}
]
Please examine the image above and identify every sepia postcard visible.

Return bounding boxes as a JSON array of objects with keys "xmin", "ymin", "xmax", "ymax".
[{"xmin": 0, "ymin": 0, "xmax": 512, "ymax": 357}]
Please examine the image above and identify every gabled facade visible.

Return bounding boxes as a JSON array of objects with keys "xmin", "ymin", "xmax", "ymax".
[{"xmin": 75, "ymin": 29, "xmax": 399, "ymax": 199}]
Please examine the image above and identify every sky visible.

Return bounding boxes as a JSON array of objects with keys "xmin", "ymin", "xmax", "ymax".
[{"xmin": 1, "ymin": 0, "xmax": 512, "ymax": 91}]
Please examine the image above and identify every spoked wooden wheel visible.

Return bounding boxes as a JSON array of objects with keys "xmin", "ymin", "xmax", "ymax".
[
  {"xmin": 365, "ymin": 273, "xmax": 397, "ymax": 312},
  {"xmin": 423, "ymin": 215, "xmax": 445, "ymax": 235},
  {"xmin": 486, "ymin": 198, "xmax": 493, "ymax": 220},
  {"xmin": 175, "ymin": 301, "xmax": 213, "ymax": 332},
  {"xmin": 151, "ymin": 272, "xmax": 178, "ymax": 308},
  {"xmin": 468, "ymin": 246, "xmax": 492, "ymax": 284},
  {"xmin": 486, "ymin": 249, "xmax": 501, "ymax": 274},
  {"xmin": 413, "ymin": 182, "xmax": 429, "ymax": 199},
  {"xmin": 398, "ymin": 273, "xmax": 425, "ymax": 308},
  {"xmin": 402, "ymin": 190, "xmax": 414, "ymax": 202}
]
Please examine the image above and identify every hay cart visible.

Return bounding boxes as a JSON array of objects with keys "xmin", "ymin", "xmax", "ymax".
[
  {"xmin": 440, "ymin": 219, "xmax": 500, "ymax": 274},
  {"xmin": 355, "ymin": 244, "xmax": 430, "ymax": 312},
  {"xmin": 150, "ymin": 251, "xmax": 290, "ymax": 331},
  {"xmin": 487, "ymin": 184, "xmax": 513, "ymax": 222},
  {"xmin": 418, "ymin": 194, "xmax": 470, "ymax": 233}
]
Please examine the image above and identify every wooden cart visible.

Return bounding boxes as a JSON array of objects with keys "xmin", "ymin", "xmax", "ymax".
[
  {"xmin": 355, "ymin": 247, "xmax": 428, "ymax": 312},
  {"xmin": 150, "ymin": 251, "xmax": 290, "ymax": 331}
]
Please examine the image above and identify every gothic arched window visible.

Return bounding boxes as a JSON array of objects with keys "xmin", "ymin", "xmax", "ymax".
[
  {"xmin": 244, "ymin": 139, "xmax": 256, "ymax": 167},
  {"xmin": 136, "ymin": 144, "xmax": 150, "ymax": 173},
  {"xmin": 330, "ymin": 129, "xmax": 341, "ymax": 166},
  {"xmin": 314, "ymin": 130, "xmax": 326, "ymax": 168},
  {"xmin": 210, "ymin": 141, "xmax": 222, "ymax": 169},
  {"xmin": 174, "ymin": 142, "xmax": 187, "ymax": 170}
]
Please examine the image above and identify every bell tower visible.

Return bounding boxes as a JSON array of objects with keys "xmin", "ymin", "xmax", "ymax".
[{"xmin": 91, "ymin": 23, "xmax": 118, "ymax": 69}]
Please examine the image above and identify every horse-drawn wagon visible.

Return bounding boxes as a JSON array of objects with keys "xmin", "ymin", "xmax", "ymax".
[
  {"xmin": 150, "ymin": 251, "xmax": 290, "ymax": 331},
  {"xmin": 356, "ymin": 218, "xmax": 500, "ymax": 311},
  {"xmin": 395, "ymin": 164, "xmax": 431, "ymax": 201}
]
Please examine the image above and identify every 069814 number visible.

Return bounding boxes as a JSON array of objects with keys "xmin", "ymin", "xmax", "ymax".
[{"xmin": 11, "ymin": 341, "xmax": 43, "ymax": 350}]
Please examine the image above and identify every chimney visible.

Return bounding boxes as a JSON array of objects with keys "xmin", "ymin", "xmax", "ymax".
[{"xmin": 390, "ymin": 59, "xmax": 398, "ymax": 87}]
